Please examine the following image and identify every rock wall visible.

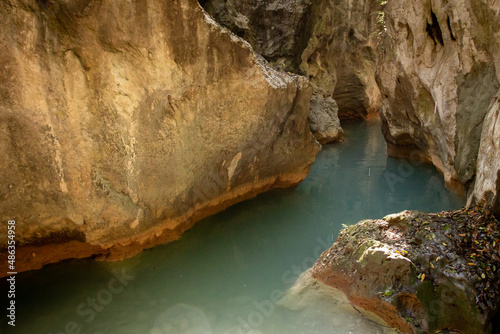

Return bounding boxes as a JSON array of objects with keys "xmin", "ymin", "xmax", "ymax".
[
  {"xmin": 0, "ymin": 0, "xmax": 320, "ymax": 274},
  {"xmin": 469, "ymin": 97, "xmax": 500, "ymax": 214},
  {"xmin": 299, "ymin": 0, "xmax": 382, "ymax": 120},
  {"xmin": 203, "ymin": 0, "xmax": 500, "ymax": 214},
  {"xmin": 202, "ymin": 0, "xmax": 312, "ymax": 63},
  {"xmin": 377, "ymin": 0, "xmax": 500, "ymax": 214},
  {"xmin": 202, "ymin": 0, "xmax": 384, "ymax": 143}
]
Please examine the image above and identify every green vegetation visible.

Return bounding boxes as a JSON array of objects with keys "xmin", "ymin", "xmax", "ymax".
[{"xmin": 374, "ymin": 0, "xmax": 388, "ymax": 36}]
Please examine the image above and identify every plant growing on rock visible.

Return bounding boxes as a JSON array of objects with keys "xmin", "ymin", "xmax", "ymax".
[{"xmin": 374, "ymin": 0, "xmax": 388, "ymax": 36}]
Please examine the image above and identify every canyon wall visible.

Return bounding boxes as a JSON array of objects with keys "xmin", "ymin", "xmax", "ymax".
[
  {"xmin": 203, "ymin": 0, "xmax": 383, "ymax": 117},
  {"xmin": 298, "ymin": 0, "xmax": 382, "ymax": 120},
  {"xmin": 203, "ymin": 0, "xmax": 384, "ymax": 144},
  {"xmin": 205, "ymin": 0, "xmax": 500, "ymax": 215},
  {"xmin": 0, "ymin": 0, "xmax": 320, "ymax": 274},
  {"xmin": 2, "ymin": 0, "xmax": 500, "ymax": 274},
  {"xmin": 377, "ymin": 0, "xmax": 500, "ymax": 214}
]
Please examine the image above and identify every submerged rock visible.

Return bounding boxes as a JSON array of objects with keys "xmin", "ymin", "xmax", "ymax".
[
  {"xmin": 152, "ymin": 304, "xmax": 211, "ymax": 334},
  {"xmin": 0, "ymin": 0, "xmax": 320, "ymax": 275},
  {"xmin": 279, "ymin": 269, "xmax": 399, "ymax": 334},
  {"xmin": 311, "ymin": 209, "xmax": 500, "ymax": 334}
]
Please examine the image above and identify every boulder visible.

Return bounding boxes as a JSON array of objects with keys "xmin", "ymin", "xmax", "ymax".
[
  {"xmin": 0, "ymin": 0, "xmax": 320, "ymax": 275},
  {"xmin": 311, "ymin": 209, "xmax": 500, "ymax": 334},
  {"xmin": 308, "ymin": 96, "xmax": 344, "ymax": 144}
]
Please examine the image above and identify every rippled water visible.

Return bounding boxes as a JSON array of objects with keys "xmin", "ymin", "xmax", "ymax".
[{"xmin": 2, "ymin": 119, "xmax": 464, "ymax": 334}]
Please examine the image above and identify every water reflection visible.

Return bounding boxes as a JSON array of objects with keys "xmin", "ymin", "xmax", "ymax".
[{"xmin": 2, "ymin": 119, "xmax": 463, "ymax": 334}]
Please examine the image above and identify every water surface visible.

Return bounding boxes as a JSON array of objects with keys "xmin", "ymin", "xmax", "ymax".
[{"xmin": 2, "ymin": 120, "xmax": 464, "ymax": 334}]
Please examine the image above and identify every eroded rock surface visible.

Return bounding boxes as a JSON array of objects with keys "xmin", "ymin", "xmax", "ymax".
[
  {"xmin": 0, "ymin": 0, "xmax": 320, "ymax": 274},
  {"xmin": 202, "ymin": 0, "xmax": 312, "ymax": 62},
  {"xmin": 308, "ymin": 96, "xmax": 344, "ymax": 144},
  {"xmin": 311, "ymin": 209, "xmax": 500, "ymax": 334},
  {"xmin": 201, "ymin": 0, "xmax": 500, "ymax": 215},
  {"xmin": 202, "ymin": 0, "xmax": 383, "ymax": 144},
  {"xmin": 278, "ymin": 269, "xmax": 398, "ymax": 334},
  {"xmin": 377, "ymin": 0, "xmax": 500, "ymax": 214},
  {"xmin": 300, "ymin": 0, "xmax": 382, "ymax": 120},
  {"xmin": 469, "ymin": 97, "xmax": 500, "ymax": 215}
]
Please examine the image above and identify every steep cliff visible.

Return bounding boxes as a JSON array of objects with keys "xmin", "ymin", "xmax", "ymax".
[
  {"xmin": 299, "ymin": 0, "xmax": 382, "ymax": 120},
  {"xmin": 0, "ymin": 0, "xmax": 320, "ymax": 274},
  {"xmin": 377, "ymin": 0, "xmax": 500, "ymax": 214},
  {"xmin": 203, "ymin": 0, "xmax": 385, "ymax": 143},
  {"xmin": 203, "ymin": 0, "xmax": 500, "ymax": 214},
  {"xmin": 203, "ymin": 0, "xmax": 383, "ymax": 120},
  {"xmin": 202, "ymin": 0, "xmax": 312, "ymax": 63},
  {"xmin": 469, "ymin": 98, "xmax": 500, "ymax": 214}
]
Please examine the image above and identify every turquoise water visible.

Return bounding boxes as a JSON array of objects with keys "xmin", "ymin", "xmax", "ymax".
[{"xmin": 2, "ymin": 120, "xmax": 464, "ymax": 334}]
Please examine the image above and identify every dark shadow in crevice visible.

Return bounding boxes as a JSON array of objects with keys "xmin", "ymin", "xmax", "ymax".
[
  {"xmin": 426, "ymin": 11, "xmax": 444, "ymax": 46},
  {"xmin": 447, "ymin": 16, "xmax": 456, "ymax": 41},
  {"xmin": 492, "ymin": 308, "xmax": 500, "ymax": 334}
]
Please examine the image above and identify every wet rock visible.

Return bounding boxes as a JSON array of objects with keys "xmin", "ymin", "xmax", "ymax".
[
  {"xmin": 0, "ymin": 0, "xmax": 320, "ymax": 275},
  {"xmin": 279, "ymin": 269, "xmax": 399, "ymax": 334},
  {"xmin": 312, "ymin": 209, "xmax": 500, "ymax": 334}
]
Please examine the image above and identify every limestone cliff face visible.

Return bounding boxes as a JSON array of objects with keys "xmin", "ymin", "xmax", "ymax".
[
  {"xmin": 202, "ymin": 0, "xmax": 500, "ymax": 214},
  {"xmin": 203, "ymin": 0, "xmax": 383, "ymax": 143},
  {"xmin": 377, "ymin": 0, "xmax": 500, "ymax": 214},
  {"xmin": 0, "ymin": 0, "xmax": 320, "ymax": 274},
  {"xmin": 202, "ymin": 0, "xmax": 312, "ymax": 63},
  {"xmin": 299, "ymin": 0, "xmax": 382, "ymax": 120},
  {"xmin": 469, "ymin": 97, "xmax": 500, "ymax": 213}
]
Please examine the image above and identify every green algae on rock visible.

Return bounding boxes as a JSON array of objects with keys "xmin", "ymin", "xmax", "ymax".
[{"xmin": 311, "ymin": 208, "xmax": 500, "ymax": 334}]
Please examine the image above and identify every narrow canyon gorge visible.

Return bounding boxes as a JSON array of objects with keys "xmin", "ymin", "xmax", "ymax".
[{"xmin": 1, "ymin": 0, "xmax": 500, "ymax": 333}]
